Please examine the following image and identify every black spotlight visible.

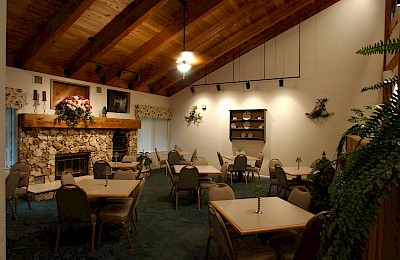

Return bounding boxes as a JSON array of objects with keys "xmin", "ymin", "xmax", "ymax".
[
  {"xmin": 128, "ymin": 82, "xmax": 133, "ymax": 90},
  {"xmin": 279, "ymin": 79, "xmax": 284, "ymax": 87},
  {"xmin": 95, "ymin": 64, "xmax": 102, "ymax": 74},
  {"xmin": 64, "ymin": 67, "xmax": 71, "ymax": 77},
  {"xmin": 100, "ymin": 76, "xmax": 106, "ymax": 85},
  {"xmin": 246, "ymin": 81, "xmax": 250, "ymax": 89},
  {"xmin": 190, "ymin": 86, "xmax": 195, "ymax": 93},
  {"xmin": 149, "ymin": 86, "xmax": 154, "ymax": 94},
  {"xmin": 116, "ymin": 69, "xmax": 122, "ymax": 78},
  {"xmin": 216, "ymin": 84, "xmax": 221, "ymax": 91},
  {"xmin": 134, "ymin": 73, "xmax": 141, "ymax": 82}
]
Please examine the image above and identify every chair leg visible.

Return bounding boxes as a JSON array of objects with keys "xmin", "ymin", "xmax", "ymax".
[
  {"xmin": 91, "ymin": 223, "xmax": 96, "ymax": 253},
  {"xmin": 121, "ymin": 222, "xmax": 133, "ymax": 248},
  {"xmin": 97, "ymin": 221, "xmax": 104, "ymax": 248},
  {"xmin": 26, "ymin": 193, "xmax": 32, "ymax": 210},
  {"xmin": 267, "ymin": 185, "xmax": 272, "ymax": 196},
  {"xmin": 8, "ymin": 200, "xmax": 17, "ymax": 220},
  {"xmin": 175, "ymin": 191, "xmax": 179, "ymax": 210},
  {"xmin": 130, "ymin": 214, "xmax": 138, "ymax": 234},
  {"xmin": 205, "ymin": 235, "xmax": 211, "ymax": 258},
  {"xmin": 54, "ymin": 223, "xmax": 62, "ymax": 253},
  {"xmin": 197, "ymin": 189, "xmax": 200, "ymax": 210},
  {"xmin": 14, "ymin": 197, "xmax": 18, "ymax": 216}
]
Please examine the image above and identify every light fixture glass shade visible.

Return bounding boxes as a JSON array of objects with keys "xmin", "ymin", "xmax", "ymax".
[
  {"xmin": 177, "ymin": 51, "xmax": 194, "ymax": 64},
  {"xmin": 177, "ymin": 61, "xmax": 191, "ymax": 73}
]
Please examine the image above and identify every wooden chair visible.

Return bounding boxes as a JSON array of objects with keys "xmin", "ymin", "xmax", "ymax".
[
  {"xmin": 54, "ymin": 184, "xmax": 97, "ymax": 253},
  {"xmin": 6, "ymin": 170, "xmax": 21, "ymax": 220},
  {"xmin": 268, "ymin": 158, "xmax": 283, "ymax": 196}
]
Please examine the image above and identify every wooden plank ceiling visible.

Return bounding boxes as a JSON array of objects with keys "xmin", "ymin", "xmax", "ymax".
[{"xmin": 7, "ymin": 0, "xmax": 340, "ymax": 97}]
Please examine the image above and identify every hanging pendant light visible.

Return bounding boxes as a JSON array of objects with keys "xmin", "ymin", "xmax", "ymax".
[{"xmin": 176, "ymin": 0, "xmax": 194, "ymax": 78}]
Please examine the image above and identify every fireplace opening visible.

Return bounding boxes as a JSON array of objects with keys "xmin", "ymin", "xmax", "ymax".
[{"xmin": 55, "ymin": 152, "xmax": 90, "ymax": 180}]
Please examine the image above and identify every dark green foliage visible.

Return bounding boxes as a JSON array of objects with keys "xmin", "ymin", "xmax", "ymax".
[
  {"xmin": 319, "ymin": 38, "xmax": 400, "ymax": 259},
  {"xmin": 137, "ymin": 151, "xmax": 153, "ymax": 169},
  {"xmin": 361, "ymin": 76, "xmax": 398, "ymax": 92},
  {"xmin": 356, "ymin": 37, "xmax": 400, "ymax": 55}
]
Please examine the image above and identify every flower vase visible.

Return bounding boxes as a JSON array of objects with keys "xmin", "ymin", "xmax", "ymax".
[{"xmin": 255, "ymin": 197, "xmax": 262, "ymax": 214}]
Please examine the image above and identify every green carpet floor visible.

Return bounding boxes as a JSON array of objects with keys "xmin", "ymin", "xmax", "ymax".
[{"xmin": 6, "ymin": 169, "xmax": 277, "ymax": 259}]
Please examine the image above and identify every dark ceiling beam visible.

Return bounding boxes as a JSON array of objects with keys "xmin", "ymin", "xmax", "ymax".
[
  {"xmin": 21, "ymin": 0, "xmax": 96, "ymax": 69},
  {"xmin": 105, "ymin": 0, "xmax": 224, "ymax": 85},
  {"xmin": 69, "ymin": 0, "xmax": 165, "ymax": 78},
  {"xmin": 152, "ymin": 0, "xmax": 315, "ymax": 94},
  {"xmin": 133, "ymin": 0, "xmax": 268, "ymax": 90}
]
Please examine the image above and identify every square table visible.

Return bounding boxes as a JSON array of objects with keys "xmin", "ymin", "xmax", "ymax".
[
  {"xmin": 210, "ymin": 197, "xmax": 315, "ymax": 235},
  {"xmin": 77, "ymin": 179, "xmax": 139, "ymax": 198},
  {"xmin": 173, "ymin": 165, "xmax": 221, "ymax": 175},
  {"xmin": 108, "ymin": 161, "xmax": 139, "ymax": 170},
  {"xmin": 283, "ymin": 166, "xmax": 313, "ymax": 182}
]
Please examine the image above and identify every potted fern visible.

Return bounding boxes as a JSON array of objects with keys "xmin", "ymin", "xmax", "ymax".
[{"xmin": 319, "ymin": 38, "xmax": 400, "ymax": 259}]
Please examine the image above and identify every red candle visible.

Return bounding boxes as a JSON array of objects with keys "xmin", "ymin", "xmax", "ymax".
[
  {"xmin": 33, "ymin": 90, "xmax": 38, "ymax": 100},
  {"xmin": 42, "ymin": 91, "xmax": 46, "ymax": 101}
]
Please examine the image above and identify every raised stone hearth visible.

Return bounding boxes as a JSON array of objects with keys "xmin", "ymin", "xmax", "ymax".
[{"xmin": 18, "ymin": 114, "xmax": 140, "ymax": 185}]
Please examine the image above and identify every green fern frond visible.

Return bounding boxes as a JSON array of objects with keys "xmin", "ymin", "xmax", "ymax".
[
  {"xmin": 361, "ymin": 77, "xmax": 398, "ymax": 92},
  {"xmin": 356, "ymin": 38, "xmax": 400, "ymax": 55}
]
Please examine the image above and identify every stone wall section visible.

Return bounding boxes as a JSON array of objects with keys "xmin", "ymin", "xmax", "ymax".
[{"xmin": 18, "ymin": 127, "xmax": 138, "ymax": 184}]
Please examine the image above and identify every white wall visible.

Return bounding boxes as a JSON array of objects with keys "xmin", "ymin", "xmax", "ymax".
[
  {"xmin": 1, "ymin": 0, "xmax": 6, "ymax": 256},
  {"xmin": 169, "ymin": 0, "xmax": 384, "ymax": 175},
  {"xmin": 6, "ymin": 67, "xmax": 170, "ymax": 118}
]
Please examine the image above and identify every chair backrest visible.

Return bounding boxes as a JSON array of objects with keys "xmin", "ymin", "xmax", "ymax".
[
  {"xmin": 288, "ymin": 187, "xmax": 312, "ymax": 211},
  {"xmin": 193, "ymin": 156, "xmax": 208, "ymax": 166},
  {"xmin": 6, "ymin": 170, "xmax": 21, "ymax": 200},
  {"xmin": 217, "ymin": 151, "xmax": 224, "ymax": 167},
  {"xmin": 275, "ymin": 165, "xmax": 289, "ymax": 190},
  {"xmin": 233, "ymin": 154, "xmax": 247, "ymax": 172},
  {"xmin": 132, "ymin": 178, "xmax": 146, "ymax": 211},
  {"xmin": 61, "ymin": 171, "xmax": 76, "ymax": 185},
  {"xmin": 168, "ymin": 150, "xmax": 181, "ymax": 165},
  {"xmin": 56, "ymin": 184, "xmax": 92, "ymax": 223},
  {"xmin": 122, "ymin": 155, "xmax": 136, "ymax": 163},
  {"xmin": 235, "ymin": 148, "xmax": 246, "ymax": 156},
  {"xmin": 293, "ymin": 211, "xmax": 329, "ymax": 260},
  {"xmin": 269, "ymin": 158, "xmax": 283, "ymax": 179},
  {"xmin": 310, "ymin": 160, "xmax": 318, "ymax": 169},
  {"xmin": 155, "ymin": 148, "xmax": 161, "ymax": 162},
  {"xmin": 190, "ymin": 148, "xmax": 198, "ymax": 162},
  {"xmin": 113, "ymin": 169, "xmax": 136, "ymax": 180},
  {"xmin": 208, "ymin": 206, "xmax": 235, "ymax": 259},
  {"xmin": 11, "ymin": 162, "xmax": 31, "ymax": 188},
  {"xmin": 93, "ymin": 160, "xmax": 111, "ymax": 179},
  {"xmin": 208, "ymin": 183, "xmax": 235, "ymax": 202},
  {"xmin": 136, "ymin": 159, "xmax": 145, "ymax": 178},
  {"xmin": 165, "ymin": 161, "xmax": 175, "ymax": 185},
  {"xmin": 216, "ymin": 163, "xmax": 229, "ymax": 183},
  {"xmin": 178, "ymin": 166, "xmax": 199, "ymax": 189}
]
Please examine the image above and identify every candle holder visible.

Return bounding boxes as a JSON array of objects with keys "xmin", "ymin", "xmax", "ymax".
[
  {"xmin": 253, "ymin": 184, "xmax": 266, "ymax": 214},
  {"xmin": 33, "ymin": 90, "xmax": 39, "ymax": 113},
  {"xmin": 42, "ymin": 91, "xmax": 47, "ymax": 113},
  {"xmin": 103, "ymin": 166, "xmax": 112, "ymax": 187}
]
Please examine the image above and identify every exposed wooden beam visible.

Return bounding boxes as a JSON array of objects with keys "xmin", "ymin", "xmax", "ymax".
[
  {"xmin": 153, "ymin": 0, "xmax": 315, "ymax": 94},
  {"xmin": 104, "ymin": 0, "xmax": 224, "ymax": 85},
  {"xmin": 21, "ymin": 0, "xmax": 96, "ymax": 69},
  {"xmin": 69, "ymin": 0, "xmax": 166, "ymax": 78},
  {"xmin": 160, "ymin": 0, "xmax": 341, "ymax": 95}
]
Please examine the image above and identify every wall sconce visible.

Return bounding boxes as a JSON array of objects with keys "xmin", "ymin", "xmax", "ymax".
[
  {"xmin": 202, "ymin": 105, "xmax": 206, "ymax": 111},
  {"xmin": 216, "ymin": 84, "xmax": 221, "ymax": 91},
  {"xmin": 246, "ymin": 81, "xmax": 251, "ymax": 89},
  {"xmin": 279, "ymin": 79, "xmax": 284, "ymax": 87},
  {"xmin": 190, "ymin": 86, "xmax": 195, "ymax": 93}
]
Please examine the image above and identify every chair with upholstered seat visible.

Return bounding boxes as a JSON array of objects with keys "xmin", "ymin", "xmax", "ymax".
[
  {"xmin": 60, "ymin": 170, "xmax": 76, "ymax": 185},
  {"xmin": 268, "ymin": 158, "xmax": 283, "ymax": 196},
  {"xmin": 113, "ymin": 169, "xmax": 137, "ymax": 180},
  {"xmin": 155, "ymin": 148, "xmax": 167, "ymax": 176},
  {"xmin": 230, "ymin": 154, "xmax": 247, "ymax": 185},
  {"xmin": 275, "ymin": 165, "xmax": 306, "ymax": 198},
  {"xmin": 97, "ymin": 178, "xmax": 146, "ymax": 248},
  {"xmin": 54, "ymin": 184, "xmax": 97, "ymax": 253},
  {"xmin": 175, "ymin": 166, "xmax": 200, "ymax": 210},
  {"xmin": 122, "ymin": 155, "xmax": 136, "ymax": 163},
  {"xmin": 200, "ymin": 163, "xmax": 229, "ymax": 206},
  {"xmin": 93, "ymin": 160, "xmax": 111, "ymax": 179},
  {"xmin": 11, "ymin": 162, "xmax": 32, "ymax": 213},
  {"xmin": 288, "ymin": 187, "xmax": 312, "ymax": 211},
  {"xmin": 207, "ymin": 206, "xmax": 277, "ymax": 259},
  {"xmin": 6, "ymin": 170, "xmax": 21, "ymax": 220},
  {"xmin": 168, "ymin": 150, "xmax": 181, "ymax": 172},
  {"xmin": 181, "ymin": 148, "xmax": 197, "ymax": 165},
  {"xmin": 217, "ymin": 151, "xmax": 224, "ymax": 167},
  {"xmin": 246, "ymin": 152, "xmax": 264, "ymax": 182},
  {"xmin": 165, "ymin": 161, "xmax": 179, "ymax": 201}
]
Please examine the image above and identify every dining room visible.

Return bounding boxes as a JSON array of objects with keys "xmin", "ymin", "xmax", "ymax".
[{"xmin": 2, "ymin": 0, "xmax": 398, "ymax": 259}]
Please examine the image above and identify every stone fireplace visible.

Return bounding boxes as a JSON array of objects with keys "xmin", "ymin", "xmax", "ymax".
[
  {"xmin": 18, "ymin": 114, "xmax": 141, "ymax": 184},
  {"xmin": 55, "ymin": 152, "xmax": 90, "ymax": 180}
]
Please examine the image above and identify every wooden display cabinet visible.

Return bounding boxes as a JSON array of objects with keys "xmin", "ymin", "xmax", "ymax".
[{"xmin": 229, "ymin": 109, "xmax": 266, "ymax": 142}]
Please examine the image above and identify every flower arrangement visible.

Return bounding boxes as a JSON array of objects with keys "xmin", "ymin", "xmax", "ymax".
[
  {"xmin": 184, "ymin": 106, "xmax": 202, "ymax": 126},
  {"xmin": 55, "ymin": 95, "xmax": 95, "ymax": 127}
]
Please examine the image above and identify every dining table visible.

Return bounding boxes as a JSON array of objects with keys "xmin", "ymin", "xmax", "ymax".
[
  {"xmin": 221, "ymin": 155, "xmax": 258, "ymax": 161},
  {"xmin": 173, "ymin": 165, "xmax": 221, "ymax": 175},
  {"xmin": 209, "ymin": 197, "xmax": 315, "ymax": 235},
  {"xmin": 77, "ymin": 179, "xmax": 140, "ymax": 198},
  {"xmin": 283, "ymin": 166, "xmax": 313, "ymax": 182},
  {"xmin": 108, "ymin": 161, "xmax": 139, "ymax": 170}
]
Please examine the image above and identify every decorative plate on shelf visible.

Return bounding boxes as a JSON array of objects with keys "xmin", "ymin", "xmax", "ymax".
[
  {"xmin": 240, "ymin": 132, "xmax": 247, "ymax": 138},
  {"xmin": 258, "ymin": 123, "xmax": 264, "ymax": 129},
  {"xmin": 243, "ymin": 121, "xmax": 250, "ymax": 129},
  {"xmin": 248, "ymin": 132, "xmax": 254, "ymax": 138},
  {"xmin": 243, "ymin": 111, "xmax": 251, "ymax": 120},
  {"xmin": 231, "ymin": 123, "xmax": 236, "ymax": 128}
]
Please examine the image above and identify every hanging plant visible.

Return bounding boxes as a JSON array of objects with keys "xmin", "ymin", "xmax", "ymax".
[
  {"xmin": 306, "ymin": 98, "xmax": 334, "ymax": 119},
  {"xmin": 184, "ymin": 106, "xmax": 202, "ymax": 126}
]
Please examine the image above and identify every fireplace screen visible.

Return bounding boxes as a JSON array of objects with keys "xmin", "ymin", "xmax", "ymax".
[{"xmin": 55, "ymin": 152, "xmax": 89, "ymax": 180}]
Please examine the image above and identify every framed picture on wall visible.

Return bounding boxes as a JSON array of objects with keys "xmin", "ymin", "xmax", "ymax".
[
  {"xmin": 50, "ymin": 80, "xmax": 90, "ymax": 109},
  {"xmin": 107, "ymin": 89, "xmax": 130, "ymax": 113}
]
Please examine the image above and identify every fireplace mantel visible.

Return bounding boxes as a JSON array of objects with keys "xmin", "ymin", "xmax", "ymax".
[{"xmin": 18, "ymin": 113, "xmax": 141, "ymax": 130}]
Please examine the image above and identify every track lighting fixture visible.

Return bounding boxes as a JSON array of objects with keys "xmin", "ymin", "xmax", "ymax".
[
  {"xmin": 116, "ymin": 69, "xmax": 122, "ymax": 78},
  {"xmin": 100, "ymin": 76, "xmax": 106, "ymax": 85},
  {"xmin": 64, "ymin": 68, "xmax": 71, "ymax": 77},
  {"xmin": 279, "ymin": 79, "xmax": 284, "ymax": 87},
  {"xmin": 128, "ymin": 82, "xmax": 133, "ymax": 90},
  {"xmin": 190, "ymin": 86, "xmax": 195, "ymax": 93},
  {"xmin": 216, "ymin": 84, "xmax": 221, "ymax": 91},
  {"xmin": 95, "ymin": 64, "xmax": 102, "ymax": 74},
  {"xmin": 246, "ymin": 81, "xmax": 250, "ymax": 89}
]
